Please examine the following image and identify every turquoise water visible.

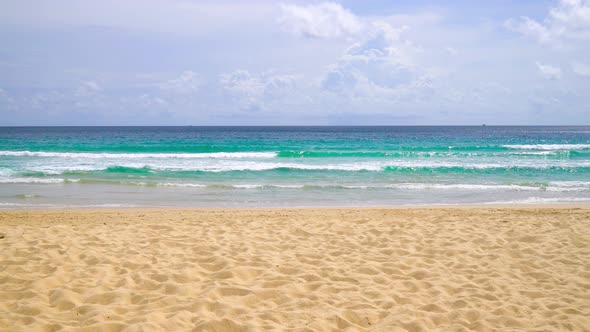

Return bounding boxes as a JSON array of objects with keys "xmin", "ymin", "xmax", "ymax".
[{"xmin": 1, "ymin": 126, "xmax": 589, "ymax": 208}]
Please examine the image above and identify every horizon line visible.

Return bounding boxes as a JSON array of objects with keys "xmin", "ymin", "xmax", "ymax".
[{"xmin": 1, "ymin": 125, "xmax": 590, "ymax": 128}]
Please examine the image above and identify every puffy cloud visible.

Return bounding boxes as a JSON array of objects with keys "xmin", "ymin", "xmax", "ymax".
[
  {"xmin": 320, "ymin": 22, "xmax": 424, "ymax": 98},
  {"xmin": 279, "ymin": 2, "xmax": 362, "ymax": 38},
  {"xmin": 536, "ymin": 62, "xmax": 563, "ymax": 79},
  {"xmin": 308, "ymin": 20, "xmax": 463, "ymax": 121},
  {"xmin": 220, "ymin": 70, "xmax": 297, "ymax": 110},
  {"xmin": 572, "ymin": 61, "xmax": 590, "ymax": 76},
  {"xmin": 159, "ymin": 71, "xmax": 202, "ymax": 94},
  {"xmin": 76, "ymin": 81, "xmax": 102, "ymax": 96},
  {"xmin": 0, "ymin": 88, "xmax": 17, "ymax": 111},
  {"xmin": 221, "ymin": 70, "xmax": 266, "ymax": 99},
  {"xmin": 506, "ymin": 0, "xmax": 590, "ymax": 45},
  {"xmin": 505, "ymin": 17, "xmax": 552, "ymax": 44},
  {"xmin": 550, "ymin": 0, "xmax": 590, "ymax": 31},
  {"xmin": 134, "ymin": 94, "xmax": 168, "ymax": 108},
  {"xmin": 0, "ymin": 88, "xmax": 13, "ymax": 101},
  {"xmin": 321, "ymin": 58, "xmax": 416, "ymax": 95},
  {"xmin": 346, "ymin": 22, "xmax": 404, "ymax": 54}
]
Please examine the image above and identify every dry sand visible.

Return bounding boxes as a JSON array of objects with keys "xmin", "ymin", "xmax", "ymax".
[{"xmin": 0, "ymin": 206, "xmax": 589, "ymax": 331}]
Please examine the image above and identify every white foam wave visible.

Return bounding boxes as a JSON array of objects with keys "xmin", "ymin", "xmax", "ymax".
[
  {"xmin": 22, "ymin": 162, "xmax": 386, "ymax": 173},
  {"xmin": 390, "ymin": 183, "xmax": 541, "ymax": 191},
  {"xmin": 0, "ymin": 178, "xmax": 583, "ymax": 193},
  {"xmin": 546, "ymin": 181, "xmax": 590, "ymax": 192},
  {"xmin": 157, "ymin": 183, "xmax": 207, "ymax": 188},
  {"xmin": 503, "ymin": 144, "xmax": 590, "ymax": 150},
  {"xmin": 83, "ymin": 181, "xmax": 589, "ymax": 192},
  {"xmin": 0, "ymin": 177, "xmax": 65, "ymax": 184},
  {"xmin": 508, "ymin": 151, "xmax": 562, "ymax": 156},
  {"xmin": 156, "ymin": 183, "xmax": 304, "ymax": 189},
  {"xmin": 232, "ymin": 184, "xmax": 265, "ymax": 189},
  {"xmin": 0, "ymin": 202, "xmax": 139, "ymax": 208},
  {"xmin": 0, "ymin": 150, "xmax": 277, "ymax": 159},
  {"xmin": 19, "ymin": 158, "xmax": 590, "ymax": 174},
  {"xmin": 392, "ymin": 182, "xmax": 590, "ymax": 192},
  {"xmin": 484, "ymin": 197, "xmax": 590, "ymax": 204},
  {"xmin": 549, "ymin": 181, "xmax": 590, "ymax": 187},
  {"xmin": 0, "ymin": 202, "xmax": 26, "ymax": 206}
]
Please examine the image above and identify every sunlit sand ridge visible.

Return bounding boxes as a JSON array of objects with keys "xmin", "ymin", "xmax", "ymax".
[{"xmin": 1, "ymin": 207, "xmax": 589, "ymax": 331}]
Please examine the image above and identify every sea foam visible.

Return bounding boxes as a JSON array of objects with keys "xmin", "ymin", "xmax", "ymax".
[
  {"xmin": 502, "ymin": 144, "xmax": 590, "ymax": 150},
  {"xmin": 0, "ymin": 150, "xmax": 276, "ymax": 159}
]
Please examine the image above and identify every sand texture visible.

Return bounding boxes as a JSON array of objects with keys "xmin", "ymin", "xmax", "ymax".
[{"xmin": 1, "ymin": 206, "xmax": 589, "ymax": 331}]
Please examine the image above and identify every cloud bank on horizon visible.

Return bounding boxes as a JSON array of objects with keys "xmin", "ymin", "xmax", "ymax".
[{"xmin": 0, "ymin": 0, "xmax": 588, "ymax": 125}]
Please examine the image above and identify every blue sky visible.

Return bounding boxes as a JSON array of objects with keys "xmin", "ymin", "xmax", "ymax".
[{"xmin": 0, "ymin": 0, "xmax": 588, "ymax": 125}]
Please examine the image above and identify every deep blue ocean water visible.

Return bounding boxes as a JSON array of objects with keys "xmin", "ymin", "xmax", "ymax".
[{"xmin": 1, "ymin": 126, "xmax": 589, "ymax": 208}]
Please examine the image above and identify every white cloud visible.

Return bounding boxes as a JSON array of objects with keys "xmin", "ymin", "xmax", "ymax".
[
  {"xmin": 572, "ymin": 61, "xmax": 590, "ymax": 76},
  {"xmin": 549, "ymin": 0, "xmax": 590, "ymax": 30},
  {"xmin": 135, "ymin": 94, "xmax": 168, "ymax": 108},
  {"xmin": 505, "ymin": 17, "xmax": 552, "ymax": 44},
  {"xmin": 221, "ymin": 70, "xmax": 266, "ymax": 100},
  {"xmin": 320, "ymin": 22, "xmax": 424, "ymax": 99},
  {"xmin": 536, "ymin": 62, "xmax": 563, "ymax": 79},
  {"xmin": 0, "ymin": 88, "xmax": 10, "ymax": 99},
  {"xmin": 347, "ymin": 22, "xmax": 401, "ymax": 51},
  {"xmin": 76, "ymin": 81, "xmax": 102, "ymax": 96},
  {"xmin": 220, "ymin": 70, "xmax": 297, "ymax": 110},
  {"xmin": 279, "ymin": 2, "xmax": 362, "ymax": 38},
  {"xmin": 159, "ymin": 71, "xmax": 202, "ymax": 94},
  {"xmin": 0, "ymin": 88, "xmax": 16, "ymax": 109},
  {"xmin": 506, "ymin": 0, "xmax": 590, "ymax": 45}
]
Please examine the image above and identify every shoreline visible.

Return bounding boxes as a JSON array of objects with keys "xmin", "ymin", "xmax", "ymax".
[
  {"xmin": 1, "ymin": 202, "xmax": 590, "ymax": 212},
  {"xmin": 1, "ymin": 205, "xmax": 589, "ymax": 330}
]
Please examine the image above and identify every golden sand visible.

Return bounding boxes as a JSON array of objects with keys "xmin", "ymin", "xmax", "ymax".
[{"xmin": 1, "ymin": 206, "xmax": 589, "ymax": 331}]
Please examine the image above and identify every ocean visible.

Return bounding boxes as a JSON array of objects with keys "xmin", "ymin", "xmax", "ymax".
[{"xmin": 1, "ymin": 126, "xmax": 589, "ymax": 208}]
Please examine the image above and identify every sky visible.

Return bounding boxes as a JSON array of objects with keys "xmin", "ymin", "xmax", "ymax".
[{"xmin": 0, "ymin": 0, "xmax": 588, "ymax": 125}]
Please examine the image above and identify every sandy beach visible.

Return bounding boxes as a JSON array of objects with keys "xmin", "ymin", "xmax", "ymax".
[{"xmin": 1, "ymin": 206, "xmax": 589, "ymax": 331}]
